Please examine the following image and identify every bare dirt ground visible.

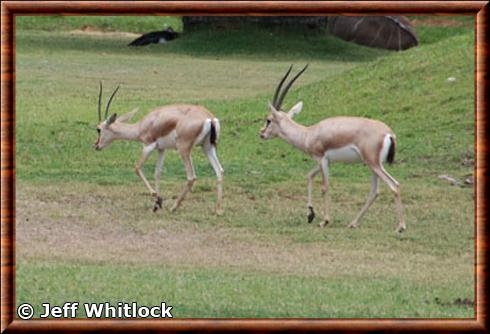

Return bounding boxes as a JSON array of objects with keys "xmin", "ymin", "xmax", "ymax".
[
  {"xmin": 69, "ymin": 27, "xmax": 140, "ymax": 38},
  {"xmin": 16, "ymin": 182, "xmax": 470, "ymax": 283}
]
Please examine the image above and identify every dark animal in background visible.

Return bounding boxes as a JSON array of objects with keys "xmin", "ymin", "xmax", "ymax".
[
  {"xmin": 128, "ymin": 27, "xmax": 179, "ymax": 46},
  {"xmin": 327, "ymin": 16, "xmax": 418, "ymax": 51}
]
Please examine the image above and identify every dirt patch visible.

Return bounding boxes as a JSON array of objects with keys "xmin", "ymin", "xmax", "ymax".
[
  {"xmin": 16, "ymin": 182, "xmax": 469, "ymax": 281},
  {"xmin": 70, "ymin": 27, "xmax": 140, "ymax": 39}
]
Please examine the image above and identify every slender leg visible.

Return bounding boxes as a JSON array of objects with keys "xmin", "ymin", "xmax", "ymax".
[
  {"xmin": 373, "ymin": 166, "xmax": 406, "ymax": 233},
  {"xmin": 349, "ymin": 173, "xmax": 379, "ymax": 228},
  {"xmin": 203, "ymin": 142, "xmax": 224, "ymax": 215},
  {"xmin": 306, "ymin": 164, "xmax": 321, "ymax": 223},
  {"xmin": 170, "ymin": 151, "xmax": 196, "ymax": 212},
  {"xmin": 135, "ymin": 143, "xmax": 157, "ymax": 196},
  {"xmin": 319, "ymin": 157, "xmax": 330, "ymax": 228},
  {"xmin": 152, "ymin": 149, "xmax": 166, "ymax": 212}
]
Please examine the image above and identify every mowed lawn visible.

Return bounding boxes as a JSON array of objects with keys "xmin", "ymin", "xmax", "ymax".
[{"xmin": 15, "ymin": 17, "xmax": 474, "ymax": 318}]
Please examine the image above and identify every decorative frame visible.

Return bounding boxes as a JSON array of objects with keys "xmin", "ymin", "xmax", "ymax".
[{"xmin": 1, "ymin": 1, "xmax": 488, "ymax": 332}]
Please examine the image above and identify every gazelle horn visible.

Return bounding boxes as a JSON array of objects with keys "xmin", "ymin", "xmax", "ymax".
[
  {"xmin": 275, "ymin": 64, "xmax": 309, "ymax": 110},
  {"xmin": 104, "ymin": 85, "xmax": 120, "ymax": 120},
  {"xmin": 272, "ymin": 65, "xmax": 293, "ymax": 109}
]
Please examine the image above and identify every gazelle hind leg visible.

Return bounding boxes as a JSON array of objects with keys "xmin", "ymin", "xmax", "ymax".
[
  {"xmin": 170, "ymin": 150, "xmax": 196, "ymax": 212},
  {"xmin": 203, "ymin": 142, "xmax": 224, "ymax": 215},
  {"xmin": 349, "ymin": 173, "xmax": 379, "ymax": 228},
  {"xmin": 319, "ymin": 157, "xmax": 330, "ymax": 228},
  {"xmin": 306, "ymin": 164, "xmax": 321, "ymax": 223},
  {"xmin": 373, "ymin": 166, "xmax": 406, "ymax": 233},
  {"xmin": 153, "ymin": 149, "xmax": 166, "ymax": 212}
]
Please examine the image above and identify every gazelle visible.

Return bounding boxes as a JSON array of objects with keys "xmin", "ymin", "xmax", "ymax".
[
  {"xmin": 94, "ymin": 83, "xmax": 224, "ymax": 214},
  {"xmin": 260, "ymin": 65, "xmax": 406, "ymax": 232}
]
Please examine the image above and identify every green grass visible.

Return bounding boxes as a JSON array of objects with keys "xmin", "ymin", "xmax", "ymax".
[
  {"xmin": 16, "ymin": 15, "xmax": 182, "ymax": 33},
  {"xmin": 15, "ymin": 16, "xmax": 475, "ymax": 319},
  {"xmin": 17, "ymin": 260, "xmax": 472, "ymax": 318}
]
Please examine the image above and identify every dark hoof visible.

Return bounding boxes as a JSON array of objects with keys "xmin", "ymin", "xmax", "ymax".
[
  {"xmin": 320, "ymin": 220, "xmax": 329, "ymax": 228},
  {"xmin": 397, "ymin": 226, "xmax": 406, "ymax": 233},
  {"xmin": 153, "ymin": 196, "xmax": 163, "ymax": 212},
  {"xmin": 307, "ymin": 206, "xmax": 315, "ymax": 223}
]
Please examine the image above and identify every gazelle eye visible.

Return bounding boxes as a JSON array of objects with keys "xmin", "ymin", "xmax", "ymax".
[
  {"xmin": 97, "ymin": 129, "xmax": 101, "ymax": 134},
  {"xmin": 266, "ymin": 119, "xmax": 271, "ymax": 125}
]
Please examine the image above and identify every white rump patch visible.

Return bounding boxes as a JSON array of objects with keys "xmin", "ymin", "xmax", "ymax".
[
  {"xmin": 379, "ymin": 134, "xmax": 392, "ymax": 164},
  {"xmin": 194, "ymin": 118, "xmax": 212, "ymax": 146},
  {"xmin": 325, "ymin": 145, "xmax": 362, "ymax": 163},
  {"xmin": 213, "ymin": 118, "xmax": 221, "ymax": 142}
]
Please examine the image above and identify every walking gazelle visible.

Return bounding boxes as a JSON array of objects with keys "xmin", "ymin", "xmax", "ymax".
[
  {"xmin": 94, "ymin": 83, "xmax": 224, "ymax": 214},
  {"xmin": 260, "ymin": 65, "xmax": 406, "ymax": 232}
]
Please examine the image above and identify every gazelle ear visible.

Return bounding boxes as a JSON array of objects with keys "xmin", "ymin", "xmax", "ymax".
[
  {"xmin": 106, "ymin": 113, "xmax": 118, "ymax": 126},
  {"xmin": 287, "ymin": 101, "xmax": 303, "ymax": 118},
  {"xmin": 117, "ymin": 108, "xmax": 139, "ymax": 123}
]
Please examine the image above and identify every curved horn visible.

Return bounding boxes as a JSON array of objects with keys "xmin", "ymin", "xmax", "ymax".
[
  {"xmin": 272, "ymin": 65, "xmax": 293, "ymax": 109},
  {"xmin": 98, "ymin": 81, "xmax": 103, "ymax": 122},
  {"xmin": 104, "ymin": 85, "xmax": 120, "ymax": 120},
  {"xmin": 276, "ymin": 64, "xmax": 309, "ymax": 109}
]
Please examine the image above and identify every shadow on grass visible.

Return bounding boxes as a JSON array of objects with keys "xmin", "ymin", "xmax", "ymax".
[{"xmin": 17, "ymin": 26, "xmax": 389, "ymax": 62}]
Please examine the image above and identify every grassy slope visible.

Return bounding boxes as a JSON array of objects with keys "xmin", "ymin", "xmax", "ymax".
[{"xmin": 15, "ymin": 17, "xmax": 474, "ymax": 318}]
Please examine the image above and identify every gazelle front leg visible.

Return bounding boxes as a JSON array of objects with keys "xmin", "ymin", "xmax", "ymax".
[
  {"xmin": 203, "ymin": 142, "xmax": 224, "ymax": 215},
  {"xmin": 306, "ymin": 164, "xmax": 321, "ymax": 223},
  {"xmin": 170, "ymin": 149, "xmax": 196, "ymax": 212},
  {"xmin": 135, "ymin": 143, "xmax": 158, "ymax": 197},
  {"xmin": 152, "ymin": 149, "xmax": 166, "ymax": 212},
  {"xmin": 319, "ymin": 157, "xmax": 330, "ymax": 228}
]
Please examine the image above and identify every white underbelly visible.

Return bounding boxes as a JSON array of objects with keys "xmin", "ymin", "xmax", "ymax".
[
  {"xmin": 156, "ymin": 130, "xmax": 177, "ymax": 149},
  {"xmin": 325, "ymin": 145, "xmax": 362, "ymax": 163}
]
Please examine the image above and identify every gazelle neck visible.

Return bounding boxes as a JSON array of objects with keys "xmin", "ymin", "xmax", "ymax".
[
  {"xmin": 110, "ymin": 122, "xmax": 141, "ymax": 141},
  {"xmin": 278, "ymin": 117, "xmax": 309, "ymax": 152}
]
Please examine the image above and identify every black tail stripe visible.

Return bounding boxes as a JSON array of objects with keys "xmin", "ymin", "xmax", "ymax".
[
  {"xmin": 387, "ymin": 136, "xmax": 395, "ymax": 164},
  {"xmin": 210, "ymin": 122, "xmax": 217, "ymax": 146}
]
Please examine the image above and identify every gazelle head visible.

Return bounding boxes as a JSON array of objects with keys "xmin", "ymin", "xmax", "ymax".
[
  {"xmin": 260, "ymin": 64, "xmax": 308, "ymax": 140},
  {"xmin": 94, "ymin": 82, "xmax": 121, "ymax": 150},
  {"xmin": 94, "ymin": 83, "xmax": 140, "ymax": 150}
]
